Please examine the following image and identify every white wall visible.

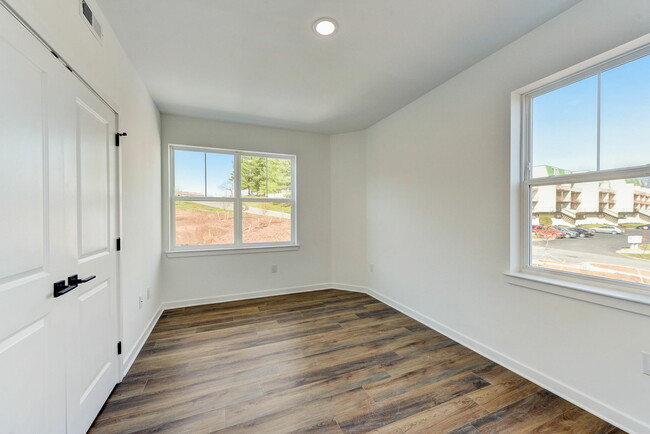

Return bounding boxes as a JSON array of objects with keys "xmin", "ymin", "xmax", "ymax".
[
  {"xmin": 161, "ymin": 114, "xmax": 331, "ymax": 303},
  {"xmin": 330, "ymin": 131, "xmax": 367, "ymax": 288},
  {"xmin": 5, "ymin": 0, "xmax": 163, "ymax": 373},
  {"xmin": 362, "ymin": 0, "xmax": 650, "ymax": 431}
]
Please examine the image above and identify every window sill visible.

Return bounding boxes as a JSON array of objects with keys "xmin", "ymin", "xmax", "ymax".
[
  {"xmin": 504, "ymin": 271, "xmax": 650, "ymax": 317},
  {"xmin": 166, "ymin": 245, "xmax": 300, "ymax": 258}
]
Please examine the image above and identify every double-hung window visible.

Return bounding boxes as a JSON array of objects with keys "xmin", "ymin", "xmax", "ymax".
[
  {"xmin": 170, "ymin": 145, "xmax": 296, "ymax": 251},
  {"xmin": 519, "ymin": 47, "xmax": 650, "ymax": 289}
]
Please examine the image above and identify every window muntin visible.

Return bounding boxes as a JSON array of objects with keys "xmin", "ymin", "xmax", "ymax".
[
  {"xmin": 170, "ymin": 145, "xmax": 296, "ymax": 250},
  {"xmin": 524, "ymin": 50, "xmax": 650, "ymax": 288}
]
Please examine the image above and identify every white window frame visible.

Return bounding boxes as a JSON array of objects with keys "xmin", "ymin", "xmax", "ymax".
[
  {"xmin": 508, "ymin": 36, "xmax": 650, "ymax": 313},
  {"xmin": 168, "ymin": 144, "xmax": 297, "ymax": 253}
]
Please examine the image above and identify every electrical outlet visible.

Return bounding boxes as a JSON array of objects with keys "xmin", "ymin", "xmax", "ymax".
[
  {"xmin": 138, "ymin": 295, "xmax": 143, "ymax": 310},
  {"xmin": 147, "ymin": 288, "xmax": 151, "ymax": 300},
  {"xmin": 271, "ymin": 264, "xmax": 278, "ymax": 273},
  {"xmin": 643, "ymin": 352, "xmax": 650, "ymax": 376}
]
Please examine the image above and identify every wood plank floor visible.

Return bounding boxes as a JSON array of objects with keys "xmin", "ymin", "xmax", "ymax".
[{"xmin": 90, "ymin": 290, "xmax": 624, "ymax": 433}]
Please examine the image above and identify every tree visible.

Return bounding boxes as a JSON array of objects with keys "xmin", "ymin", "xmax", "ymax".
[
  {"xmin": 539, "ymin": 215, "xmax": 552, "ymax": 226},
  {"xmin": 236, "ymin": 156, "xmax": 292, "ymax": 197},
  {"xmin": 240, "ymin": 156, "xmax": 267, "ymax": 197}
]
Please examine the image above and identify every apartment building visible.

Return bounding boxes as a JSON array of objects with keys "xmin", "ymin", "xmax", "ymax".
[{"xmin": 532, "ymin": 165, "xmax": 650, "ymax": 226}]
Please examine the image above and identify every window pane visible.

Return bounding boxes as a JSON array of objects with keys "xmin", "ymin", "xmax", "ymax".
[
  {"xmin": 174, "ymin": 150, "xmax": 205, "ymax": 197},
  {"xmin": 601, "ymin": 55, "xmax": 650, "ymax": 170},
  {"xmin": 242, "ymin": 202, "xmax": 292, "ymax": 243},
  {"xmin": 240, "ymin": 156, "xmax": 292, "ymax": 198},
  {"xmin": 206, "ymin": 152, "xmax": 234, "ymax": 197},
  {"xmin": 175, "ymin": 200, "xmax": 234, "ymax": 246},
  {"xmin": 530, "ymin": 176, "xmax": 650, "ymax": 285},
  {"xmin": 531, "ymin": 76, "xmax": 598, "ymax": 176}
]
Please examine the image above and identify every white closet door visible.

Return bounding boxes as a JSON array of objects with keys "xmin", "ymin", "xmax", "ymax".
[
  {"xmin": 0, "ymin": 5, "xmax": 68, "ymax": 434},
  {"xmin": 60, "ymin": 53, "xmax": 120, "ymax": 434}
]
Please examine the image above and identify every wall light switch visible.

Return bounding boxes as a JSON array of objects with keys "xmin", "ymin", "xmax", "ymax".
[{"xmin": 643, "ymin": 352, "xmax": 650, "ymax": 376}]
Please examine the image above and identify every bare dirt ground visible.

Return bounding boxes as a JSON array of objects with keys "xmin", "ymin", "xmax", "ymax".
[{"xmin": 175, "ymin": 208, "xmax": 291, "ymax": 245}]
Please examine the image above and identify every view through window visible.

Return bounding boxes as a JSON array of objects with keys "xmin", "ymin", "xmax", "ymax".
[
  {"xmin": 171, "ymin": 146, "xmax": 295, "ymax": 249},
  {"xmin": 527, "ymin": 52, "xmax": 650, "ymax": 286}
]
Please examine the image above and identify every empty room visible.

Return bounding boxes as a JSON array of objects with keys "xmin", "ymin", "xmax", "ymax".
[{"xmin": 1, "ymin": 0, "xmax": 650, "ymax": 432}]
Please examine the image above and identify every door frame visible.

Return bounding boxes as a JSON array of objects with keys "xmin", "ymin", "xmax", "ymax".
[{"xmin": 0, "ymin": 0, "xmax": 126, "ymax": 379}]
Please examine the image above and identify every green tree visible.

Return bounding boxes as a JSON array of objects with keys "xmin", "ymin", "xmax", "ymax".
[
  {"xmin": 236, "ymin": 156, "xmax": 292, "ymax": 197},
  {"xmin": 267, "ymin": 158, "xmax": 291, "ymax": 196},
  {"xmin": 240, "ymin": 156, "xmax": 267, "ymax": 197},
  {"xmin": 539, "ymin": 215, "xmax": 552, "ymax": 226}
]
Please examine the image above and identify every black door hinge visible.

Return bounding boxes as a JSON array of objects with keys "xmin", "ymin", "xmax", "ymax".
[
  {"xmin": 116, "ymin": 132, "xmax": 127, "ymax": 147},
  {"xmin": 117, "ymin": 341, "xmax": 122, "ymax": 355},
  {"xmin": 116, "ymin": 238, "xmax": 121, "ymax": 251}
]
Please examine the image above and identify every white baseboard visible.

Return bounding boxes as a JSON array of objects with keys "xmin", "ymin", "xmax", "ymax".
[
  {"xmin": 362, "ymin": 286, "xmax": 646, "ymax": 434},
  {"xmin": 328, "ymin": 282, "xmax": 369, "ymax": 293},
  {"xmin": 120, "ymin": 304, "xmax": 163, "ymax": 379},
  {"xmin": 161, "ymin": 283, "xmax": 334, "ymax": 310}
]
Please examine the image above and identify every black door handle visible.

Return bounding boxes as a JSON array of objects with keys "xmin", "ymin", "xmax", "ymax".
[
  {"xmin": 54, "ymin": 280, "xmax": 77, "ymax": 298},
  {"xmin": 68, "ymin": 274, "xmax": 96, "ymax": 286}
]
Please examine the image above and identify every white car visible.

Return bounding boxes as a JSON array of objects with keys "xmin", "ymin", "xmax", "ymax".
[{"xmin": 592, "ymin": 225, "xmax": 624, "ymax": 235}]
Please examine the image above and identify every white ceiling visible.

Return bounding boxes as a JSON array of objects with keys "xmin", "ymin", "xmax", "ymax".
[{"xmin": 97, "ymin": 0, "xmax": 580, "ymax": 134}]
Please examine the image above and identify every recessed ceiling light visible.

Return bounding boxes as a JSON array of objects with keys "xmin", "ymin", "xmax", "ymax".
[{"xmin": 313, "ymin": 18, "xmax": 338, "ymax": 36}]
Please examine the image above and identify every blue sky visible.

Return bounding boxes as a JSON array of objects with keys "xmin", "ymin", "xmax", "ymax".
[
  {"xmin": 532, "ymin": 54, "xmax": 650, "ymax": 175},
  {"xmin": 174, "ymin": 150, "xmax": 233, "ymax": 196}
]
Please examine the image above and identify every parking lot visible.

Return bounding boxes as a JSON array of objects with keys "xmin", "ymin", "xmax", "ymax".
[
  {"xmin": 533, "ymin": 228, "xmax": 649, "ymax": 269},
  {"xmin": 547, "ymin": 229, "xmax": 646, "ymax": 255}
]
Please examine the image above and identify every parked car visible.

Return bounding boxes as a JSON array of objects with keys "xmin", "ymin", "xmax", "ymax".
[
  {"xmin": 572, "ymin": 227, "xmax": 594, "ymax": 238},
  {"xmin": 556, "ymin": 227, "xmax": 579, "ymax": 238},
  {"xmin": 636, "ymin": 224, "xmax": 650, "ymax": 230},
  {"xmin": 592, "ymin": 225, "xmax": 625, "ymax": 235},
  {"xmin": 532, "ymin": 225, "xmax": 564, "ymax": 239}
]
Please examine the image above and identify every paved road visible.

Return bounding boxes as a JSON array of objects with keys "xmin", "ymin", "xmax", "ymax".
[{"xmin": 533, "ymin": 228, "xmax": 650, "ymax": 269}]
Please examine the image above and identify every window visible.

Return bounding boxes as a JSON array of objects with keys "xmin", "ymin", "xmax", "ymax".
[
  {"xmin": 170, "ymin": 145, "xmax": 296, "ymax": 251},
  {"xmin": 520, "ymin": 48, "xmax": 650, "ymax": 288}
]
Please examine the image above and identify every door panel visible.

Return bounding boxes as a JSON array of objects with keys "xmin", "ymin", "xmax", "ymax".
[
  {"xmin": 0, "ymin": 5, "xmax": 67, "ymax": 433},
  {"xmin": 0, "ymin": 318, "xmax": 50, "ymax": 433},
  {"xmin": 76, "ymin": 100, "xmax": 110, "ymax": 258},
  {"xmin": 0, "ymin": 29, "xmax": 46, "ymax": 283},
  {"xmin": 78, "ymin": 280, "xmax": 111, "ymax": 400}
]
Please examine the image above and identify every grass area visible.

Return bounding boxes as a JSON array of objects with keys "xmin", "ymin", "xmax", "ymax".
[
  {"xmin": 244, "ymin": 202, "xmax": 291, "ymax": 213},
  {"xmin": 578, "ymin": 224, "xmax": 609, "ymax": 229},
  {"xmin": 620, "ymin": 244, "xmax": 650, "ymax": 261},
  {"xmin": 176, "ymin": 201, "xmax": 232, "ymax": 213},
  {"xmin": 621, "ymin": 253, "xmax": 650, "ymax": 260},
  {"xmin": 176, "ymin": 200, "xmax": 291, "ymax": 215},
  {"xmin": 621, "ymin": 223, "xmax": 646, "ymax": 228}
]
